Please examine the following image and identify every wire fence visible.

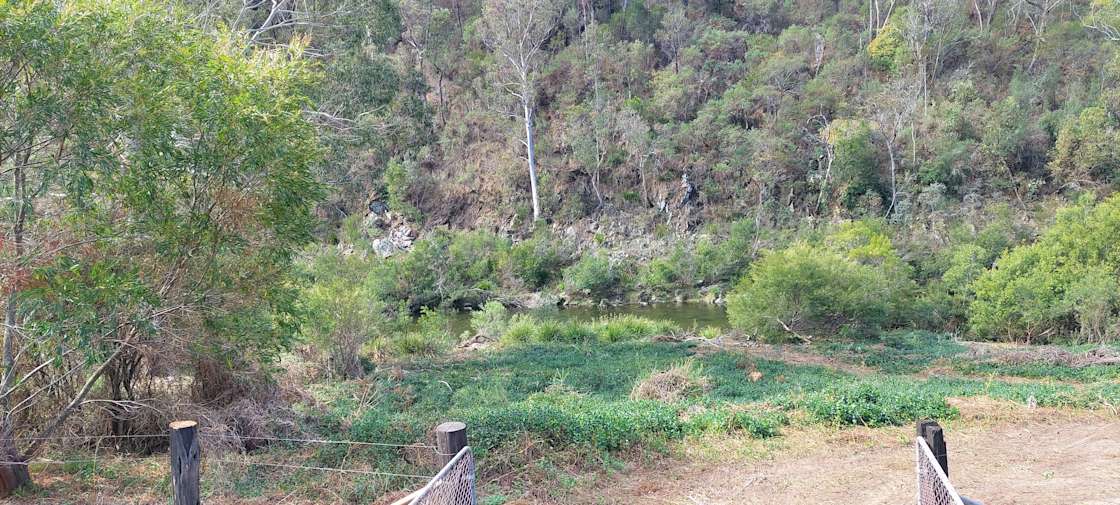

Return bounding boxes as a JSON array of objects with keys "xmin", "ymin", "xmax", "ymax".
[
  {"xmin": 916, "ymin": 437, "xmax": 964, "ymax": 505},
  {"xmin": 409, "ymin": 446, "xmax": 477, "ymax": 505},
  {"xmin": 1, "ymin": 426, "xmax": 481, "ymax": 503}
]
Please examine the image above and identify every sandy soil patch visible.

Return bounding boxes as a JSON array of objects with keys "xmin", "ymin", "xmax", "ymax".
[{"xmin": 581, "ymin": 400, "xmax": 1120, "ymax": 505}]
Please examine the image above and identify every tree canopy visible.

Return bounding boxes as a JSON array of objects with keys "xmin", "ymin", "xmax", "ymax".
[{"xmin": 0, "ymin": 0, "xmax": 322, "ymax": 478}]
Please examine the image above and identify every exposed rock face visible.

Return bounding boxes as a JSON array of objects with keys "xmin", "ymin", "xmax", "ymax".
[
  {"xmin": 520, "ymin": 292, "xmax": 560, "ymax": 309},
  {"xmin": 371, "ymin": 222, "xmax": 415, "ymax": 258},
  {"xmin": 360, "ymin": 208, "xmax": 416, "ymax": 258}
]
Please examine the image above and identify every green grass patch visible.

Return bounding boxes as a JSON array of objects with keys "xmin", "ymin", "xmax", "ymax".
[
  {"xmin": 462, "ymin": 391, "xmax": 683, "ymax": 452},
  {"xmin": 285, "ymin": 338, "xmax": 1120, "ymax": 503},
  {"xmin": 800, "ymin": 380, "xmax": 959, "ymax": 427},
  {"xmin": 813, "ymin": 330, "xmax": 967, "ymax": 374},
  {"xmin": 953, "ymin": 358, "xmax": 1120, "ymax": 383},
  {"xmin": 499, "ymin": 314, "xmax": 679, "ymax": 346}
]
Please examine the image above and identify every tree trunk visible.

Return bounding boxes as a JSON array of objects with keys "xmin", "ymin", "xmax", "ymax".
[
  {"xmin": 886, "ymin": 139, "xmax": 898, "ymax": 216},
  {"xmin": 522, "ymin": 100, "xmax": 542, "ymax": 221},
  {"xmin": 0, "ymin": 145, "xmax": 32, "ymax": 499},
  {"xmin": 0, "ymin": 423, "xmax": 31, "ymax": 497},
  {"xmin": 638, "ymin": 157, "xmax": 650, "ymax": 207}
]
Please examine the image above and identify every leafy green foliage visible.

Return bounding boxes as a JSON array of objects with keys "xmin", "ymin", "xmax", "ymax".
[
  {"xmin": 471, "ymin": 301, "xmax": 511, "ymax": 340},
  {"xmin": 463, "ymin": 392, "xmax": 683, "ymax": 452},
  {"xmin": 368, "ymin": 229, "xmax": 512, "ymax": 312},
  {"xmin": 802, "ymin": 381, "xmax": 957, "ymax": 427},
  {"xmin": 727, "ymin": 221, "xmax": 913, "ymax": 341},
  {"xmin": 298, "ymin": 248, "xmax": 385, "ymax": 377},
  {"xmin": 638, "ymin": 218, "xmax": 759, "ymax": 295},
  {"xmin": 383, "ymin": 308, "xmax": 455, "ymax": 357},
  {"xmin": 562, "ymin": 252, "xmax": 623, "ymax": 300},
  {"xmin": 828, "ymin": 121, "xmax": 884, "ymax": 211},
  {"xmin": 383, "ymin": 158, "xmax": 423, "ymax": 222},
  {"xmin": 867, "ymin": 13, "xmax": 908, "ymax": 72},
  {"xmin": 729, "ymin": 409, "xmax": 789, "ymax": 438},
  {"xmin": 970, "ymin": 194, "xmax": 1120, "ymax": 342},
  {"xmin": 1049, "ymin": 106, "xmax": 1120, "ymax": 185},
  {"xmin": 505, "ymin": 231, "xmax": 573, "ymax": 289},
  {"xmin": 1, "ymin": 0, "xmax": 322, "ymax": 445}
]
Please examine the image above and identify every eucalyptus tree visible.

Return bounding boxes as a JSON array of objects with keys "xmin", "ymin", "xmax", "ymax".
[
  {"xmin": 0, "ymin": 0, "xmax": 321, "ymax": 492},
  {"xmin": 1086, "ymin": 0, "xmax": 1120, "ymax": 41},
  {"xmin": 401, "ymin": 0, "xmax": 459, "ymax": 125},
  {"xmin": 480, "ymin": 0, "xmax": 562, "ymax": 222}
]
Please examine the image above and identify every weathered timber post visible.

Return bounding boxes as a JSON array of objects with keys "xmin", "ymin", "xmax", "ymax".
[
  {"xmin": 435, "ymin": 421, "xmax": 467, "ymax": 467},
  {"xmin": 170, "ymin": 420, "xmax": 201, "ymax": 505},
  {"xmin": 918, "ymin": 419, "xmax": 948, "ymax": 476}
]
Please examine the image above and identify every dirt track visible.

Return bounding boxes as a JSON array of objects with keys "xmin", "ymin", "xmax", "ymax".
[{"xmin": 586, "ymin": 400, "xmax": 1120, "ymax": 505}]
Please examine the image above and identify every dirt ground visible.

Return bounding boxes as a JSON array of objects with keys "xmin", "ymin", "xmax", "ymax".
[{"xmin": 582, "ymin": 399, "xmax": 1120, "ymax": 505}]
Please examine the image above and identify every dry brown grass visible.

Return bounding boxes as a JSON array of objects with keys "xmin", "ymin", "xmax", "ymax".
[
  {"xmin": 629, "ymin": 359, "xmax": 711, "ymax": 402},
  {"xmin": 579, "ymin": 399, "xmax": 1120, "ymax": 505}
]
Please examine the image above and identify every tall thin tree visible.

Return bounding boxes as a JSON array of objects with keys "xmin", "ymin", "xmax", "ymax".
[{"xmin": 480, "ymin": 0, "xmax": 561, "ymax": 222}]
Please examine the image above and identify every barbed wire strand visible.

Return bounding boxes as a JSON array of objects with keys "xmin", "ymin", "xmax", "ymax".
[
  {"xmin": 0, "ymin": 457, "xmax": 434, "ymax": 480},
  {"xmin": 199, "ymin": 434, "xmax": 437, "ymax": 450},
  {"xmin": 0, "ymin": 459, "xmax": 102, "ymax": 466},
  {"xmin": 207, "ymin": 458, "xmax": 433, "ymax": 479},
  {"xmin": 0, "ymin": 433, "xmax": 439, "ymax": 451},
  {"xmin": 0, "ymin": 434, "xmax": 167, "ymax": 442}
]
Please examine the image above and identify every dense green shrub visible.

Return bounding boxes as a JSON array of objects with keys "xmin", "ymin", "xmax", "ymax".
[
  {"xmin": 299, "ymin": 247, "xmax": 385, "ymax": 378},
  {"xmin": 638, "ymin": 219, "xmax": 759, "ymax": 295},
  {"xmin": 377, "ymin": 308, "xmax": 454, "ymax": 357},
  {"xmin": 471, "ymin": 301, "xmax": 511, "ymax": 340},
  {"xmin": 727, "ymin": 221, "xmax": 912, "ymax": 341},
  {"xmin": 640, "ymin": 246, "xmax": 694, "ymax": 294},
  {"xmin": 383, "ymin": 158, "xmax": 422, "ymax": 222},
  {"xmin": 1049, "ymin": 106, "xmax": 1120, "ymax": 185},
  {"xmin": 867, "ymin": 10, "xmax": 908, "ymax": 72},
  {"xmin": 505, "ymin": 231, "xmax": 572, "ymax": 289},
  {"xmin": 726, "ymin": 244, "xmax": 894, "ymax": 340},
  {"xmin": 802, "ymin": 381, "xmax": 957, "ymax": 427},
  {"xmin": 969, "ymin": 194, "xmax": 1120, "ymax": 342},
  {"xmin": 368, "ymin": 229, "xmax": 512, "ymax": 312},
  {"xmin": 828, "ymin": 121, "xmax": 884, "ymax": 211},
  {"xmin": 563, "ymin": 252, "xmax": 623, "ymax": 300}
]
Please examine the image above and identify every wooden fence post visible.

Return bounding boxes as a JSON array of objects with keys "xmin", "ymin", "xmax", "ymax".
[
  {"xmin": 435, "ymin": 421, "xmax": 467, "ymax": 467},
  {"xmin": 918, "ymin": 419, "xmax": 948, "ymax": 476},
  {"xmin": 169, "ymin": 420, "xmax": 200, "ymax": 505}
]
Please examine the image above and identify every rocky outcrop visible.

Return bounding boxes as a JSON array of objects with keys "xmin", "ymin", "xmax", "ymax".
[{"xmin": 363, "ymin": 208, "xmax": 416, "ymax": 258}]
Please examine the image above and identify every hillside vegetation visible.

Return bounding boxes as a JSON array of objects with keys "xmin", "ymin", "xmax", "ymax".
[{"xmin": 4, "ymin": 0, "xmax": 1120, "ymax": 502}]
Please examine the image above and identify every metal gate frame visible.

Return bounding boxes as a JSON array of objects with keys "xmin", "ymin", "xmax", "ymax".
[
  {"xmin": 916, "ymin": 437, "xmax": 965, "ymax": 505},
  {"xmin": 409, "ymin": 446, "xmax": 477, "ymax": 505}
]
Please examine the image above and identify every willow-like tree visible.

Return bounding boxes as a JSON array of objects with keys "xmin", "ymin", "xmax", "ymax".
[{"xmin": 0, "ymin": 0, "xmax": 321, "ymax": 493}]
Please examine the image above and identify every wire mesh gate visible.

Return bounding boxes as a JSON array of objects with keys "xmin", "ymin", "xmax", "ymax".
[
  {"xmin": 916, "ymin": 437, "xmax": 964, "ymax": 505},
  {"xmin": 409, "ymin": 446, "xmax": 477, "ymax": 505}
]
